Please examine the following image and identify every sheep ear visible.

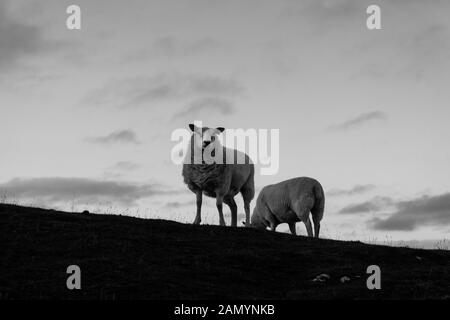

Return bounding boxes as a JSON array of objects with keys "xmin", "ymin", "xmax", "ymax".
[
  {"xmin": 216, "ymin": 127, "xmax": 225, "ymax": 133},
  {"xmin": 189, "ymin": 124, "xmax": 196, "ymax": 132}
]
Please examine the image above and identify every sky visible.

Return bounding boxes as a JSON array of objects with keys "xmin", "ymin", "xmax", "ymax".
[{"xmin": 1, "ymin": 0, "xmax": 449, "ymax": 245}]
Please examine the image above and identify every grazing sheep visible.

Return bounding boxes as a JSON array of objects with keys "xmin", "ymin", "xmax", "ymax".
[
  {"xmin": 182, "ymin": 124, "xmax": 255, "ymax": 227},
  {"xmin": 250, "ymin": 177, "xmax": 325, "ymax": 238}
]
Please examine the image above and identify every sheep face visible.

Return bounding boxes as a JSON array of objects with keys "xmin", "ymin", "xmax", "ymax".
[
  {"xmin": 250, "ymin": 208, "xmax": 267, "ymax": 230},
  {"xmin": 189, "ymin": 124, "xmax": 225, "ymax": 151},
  {"xmin": 242, "ymin": 220, "xmax": 266, "ymax": 229}
]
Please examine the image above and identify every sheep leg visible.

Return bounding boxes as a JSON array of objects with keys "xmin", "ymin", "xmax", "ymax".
[
  {"xmin": 243, "ymin": 201, "xmax": 251, "ymax": 227},
  {"xmin": 311, "ymin": 206, "xmax": 324, "ymax": 238},
  {"xmin": 216, "ymin": 195, "xmax": 226, "ymax": 226},
  {"xmin": 240, "ymin": 185, "xmax": 254, "ymax": 228},
  {"xmin": 270, "ymin": 223, "xmax": 277, "ymax": 232},
  {"xmin": 224, "ymin": 196, "xmax": 238, "ymax": 227},
  {"xmin": 288, "ymin": 223, "xmax": 297, "ymax": 235},
  {"xmin": 304, "ymin": 217, "xmax": 313, "ymax": 237},
  {"xmin": 292, "ymin": 198, "xmax": 314, "ymax": 237},
  {"xmin": 312, "ymin": 216, "xmax": 321, "ymax": 238},
  {"xmin": 193, "ymin": 191, "xmax": 202, "ymax": 225}
]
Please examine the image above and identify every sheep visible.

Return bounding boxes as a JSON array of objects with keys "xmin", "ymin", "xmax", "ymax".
[
  {"xmin": 249, "ymin": 177, "xmax": 325, "ymax": 238},
  {"xmin": 182, "ymin": 124, "xmax": 255, "ymax": 227}
]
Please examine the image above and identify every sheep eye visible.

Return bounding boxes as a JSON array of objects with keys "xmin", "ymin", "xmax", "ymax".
[{"xmin": 211, "ymin": 136, "xmax": 216, "ymax": 141}]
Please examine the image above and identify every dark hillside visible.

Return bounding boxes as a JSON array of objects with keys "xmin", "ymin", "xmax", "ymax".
[{"xmin": 0, "ymin": 204, "xmax": 449, "ymax": 300}]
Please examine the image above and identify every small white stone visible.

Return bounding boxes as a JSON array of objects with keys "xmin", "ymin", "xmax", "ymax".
[{"xmin": 312, "ymin": 273, "xmax": 331, "ymax": 282}]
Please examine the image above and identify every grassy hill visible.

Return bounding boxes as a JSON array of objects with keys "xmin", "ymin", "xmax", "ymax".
[{"xmin": 0, "ymin": 204, "xmax": 449, "ymax": 300}]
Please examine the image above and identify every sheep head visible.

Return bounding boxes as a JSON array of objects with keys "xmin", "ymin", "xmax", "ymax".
[{"xmin": 189, "ymin": 124, "xmax": 225, "ymax": 150}]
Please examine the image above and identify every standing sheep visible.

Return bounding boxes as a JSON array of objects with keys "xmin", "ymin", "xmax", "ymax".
[
  {"xmin": 182, "ymin": 124, "xmax": 255, "ymax": 227},
  {"xmin": 250, "ymin": 177, "xmax": 325, "ymax": 238}
]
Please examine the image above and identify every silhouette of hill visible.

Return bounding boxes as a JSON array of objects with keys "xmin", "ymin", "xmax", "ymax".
[{"xmin": 0, "ymin": 204, "xmax": 449, "ymax": 300}]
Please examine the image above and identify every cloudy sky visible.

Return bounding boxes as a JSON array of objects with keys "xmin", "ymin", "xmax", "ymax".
[{"xmin": 1, "ymin": 0, "xmax": 449, "ymax": 244}]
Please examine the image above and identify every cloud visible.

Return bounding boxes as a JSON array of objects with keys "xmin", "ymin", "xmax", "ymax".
[
  {"xmin": 328, "ymin": 111, "xmax": 387, "ymax": 131},
  {"xmin": 352, "ymin": 23, "xmax": 450, "ymax": 81},
  {"xmin": 369, "ymin": 193, "xmax": 450, "ymax": 231},
  {"xmin": 123, "ymin": 36, "xmax": 218, "ymax": 62},
  {"xmin": 0, "ymin": 177, "xmax": 174, "ymax": 206},
  {"xmin": 165, "ymin": 201, "xmax": 192, "ymax": 209},
  {"xmin": 281, "ymin": 0, "xmax": 362, "ymax": 29},
  {"xmin": 328, "ymin": 184, "xmax": 376, "ymax": 197},
  {"xmin": 81, "ymin": 74, "xmax": 244, "ymax": 108},
  {"xmin": 0, "ymin": 2, "xmax": 41, "ymax": 69},
  {"xmin": 110, "ymin": 161, "xmax": 141, "ymax": 171},
  {"xmin": 398, "ymin": 23, "xmax": 450, "ymax": 80},
  {"xmin": 339, "ymin": 196, "xmax": 393, "ymax": 214},
  {"xmin": 0, "ymin": 1, "xmax": 61, "ymax": 71},
  {"xmin": 103, "ymin": 161, "xmax": 141, "ymax": 179},
  {"xmin": 85, "ymin": 130, "xmax": 139, "ymax": 145},
  {"xmin": 172, "ymin": 97, "xmax": 235, "ymax": 120},
  {"xmin": 340, "ymin": 192, "xmax": 450, "ymax": 230}
]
